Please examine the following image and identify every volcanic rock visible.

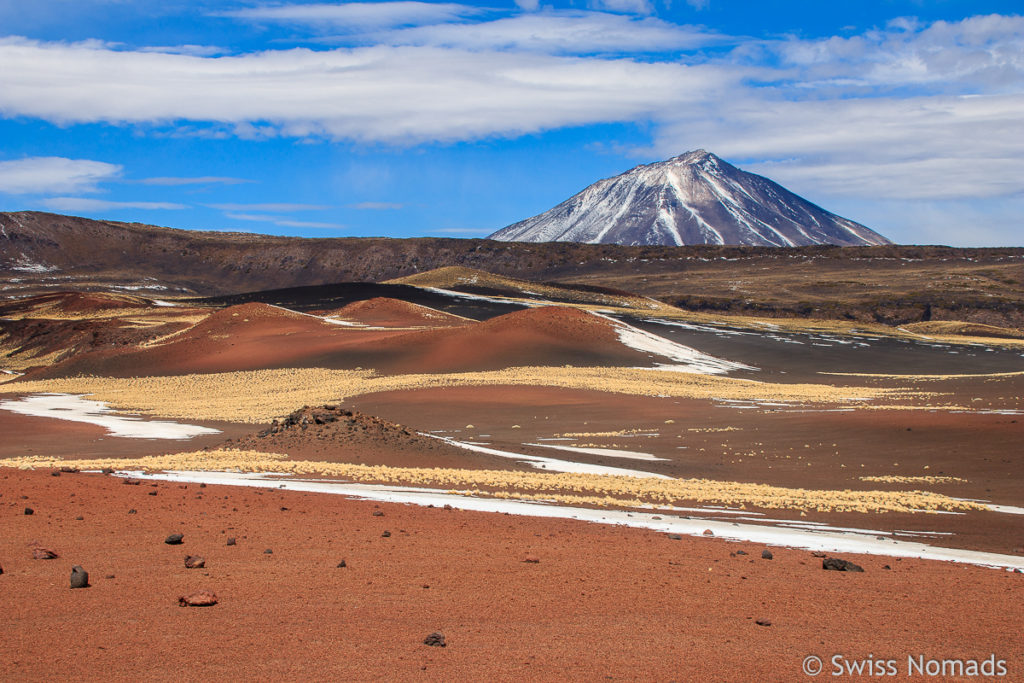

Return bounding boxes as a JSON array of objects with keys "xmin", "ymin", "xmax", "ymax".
[
  {"xmin": 165, "ymin": 533, "xmax": 184, "ymax": 545},
  {"xmin": 184, "ymin": 555, "xmax": 206, "ymax": 569},
  {"xmin": 178, "ymin": 590, "xmax": 218, "ymax": 607},
  {"xmin": 823, "ymin": 558, "xmax": 865, "ymax": 573},
  {"xmin": 423, "ymin": 632, "xmax": 446, "ymax": 648},
  {"xmin": 70, "ymin": 565, "xmax": 90, "ymax": 589}
]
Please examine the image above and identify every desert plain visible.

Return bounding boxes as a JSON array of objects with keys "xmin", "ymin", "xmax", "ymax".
[{"xmin": 2, "ymin": 265, "xmax": 1023, "ymax": 681}]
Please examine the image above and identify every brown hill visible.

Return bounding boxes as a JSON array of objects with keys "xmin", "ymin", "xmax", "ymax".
[
  {"xmin": 0, "ymin": 291, "xmax": 151, "ymax": 319},
  {"xmin": 28, "ymin": 303, "xmax": 403, "ymax": 378},
  {"xmin": 220, "ymin": 404, "xmax": 518, "ymax": 470},
  {"xmin": 354, "ymin": 305, "xmax": 647, "ymax": 374},
  {"xmin": 325, "ymin": 297, "xmax": 470, "ymax": 328}
]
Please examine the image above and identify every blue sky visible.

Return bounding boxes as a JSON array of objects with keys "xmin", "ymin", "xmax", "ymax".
[{"xmin": 0, "ymin": 1, "xmax": 1022, "ymax": 246}]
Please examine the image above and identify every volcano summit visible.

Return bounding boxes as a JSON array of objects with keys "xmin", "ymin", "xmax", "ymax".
[{"xmin": 490, "ymin": 150, "xmax": 891, "ymax": 247}]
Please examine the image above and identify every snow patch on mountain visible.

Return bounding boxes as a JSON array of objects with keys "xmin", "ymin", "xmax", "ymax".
[{"xmin": 490, "ymin": 150, "xmax": 891, "ymax": 247}]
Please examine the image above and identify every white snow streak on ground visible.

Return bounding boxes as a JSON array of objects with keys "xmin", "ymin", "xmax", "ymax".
[
  {"xmin": 424, "ymin": 434, "xmax": 670, "ymax": 478},
  {"xmin": 0, "ymin": 393, "xmax": 220, "ymax": 439},
  {"xmin": 524, "ymin": 442, "xmax": 667, "ymax": 462},
  {"xmin": 114, "ymin": 470, "xmax": 1024, "ymax": 571},
  {"xmin": 591, "ymin": 312, "xmax": 757, "ymax": 374}
]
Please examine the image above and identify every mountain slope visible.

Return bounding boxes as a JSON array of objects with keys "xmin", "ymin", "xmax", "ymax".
[{"xmin": 489, "ymin": 150, "xmax": 891, "ymax": 247}]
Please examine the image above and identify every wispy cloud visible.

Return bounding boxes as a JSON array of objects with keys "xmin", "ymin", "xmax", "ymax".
[
  {"xmin": 210, "ymin": 202, "xmax": 331, "ymax": 211},
  {"xmin": 348, "ymin": 201, "xmax": 403, "ymax": 210},
  {"xmin": 370, "ymin": 12, "xmax": 726, "ymax": 54},
  {"xmin": 39, "ymin": 197, "xmax": 186, "ymax": 211},
  {"xmin": 223, "ymin": 211, "xmax": 345, "ymax": 230},
  {"xmin": 0, "ymin": 156, "xmax": 121, "ymax": 194},
  {"xmin": 219, "ymin": 2, "xmax": 482, "ymax": 31},
  {"xmin": 141, "ymin": 176, "xmax": 251, "ymax": 186}
]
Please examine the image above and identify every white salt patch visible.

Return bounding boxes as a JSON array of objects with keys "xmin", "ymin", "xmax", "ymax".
[
  {"xmin": 0, "ymin": 393, "xmax": 220, "ymax": 440},
  {"xmin": 525, "ymin": 443, "xmax": 667, "ymax": 462},
  {"xmin": 116, "ymin": 470, "xmax": 1024, "ymax": 571},
  {"xmin": 150, "ymin": 300, "xmax": 179, "ymax": 307}
]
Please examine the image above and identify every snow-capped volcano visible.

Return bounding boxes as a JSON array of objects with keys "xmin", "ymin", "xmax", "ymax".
[{"xmin": 489, "ymin": 150, "xmax": 891, "ymax": 247}]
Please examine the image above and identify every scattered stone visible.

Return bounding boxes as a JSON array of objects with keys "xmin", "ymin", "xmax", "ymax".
[
  {"xmin": 811, "ymin": 551, "xmax": 828, "ymax": 558},
  {"xmin": 667, "ymin": 534, "xmax": 683, "ymax": 540},
  {"xmin": 264, "ymin": 549, "xmax": 273, "ymax": 554},
  {"xmin": 165, "ymin": 533, "xmax": 184, "ymax": 545},
  {"xmin": 337, "ymin": 559, "xmax": 347, "ymax": 568},
  {"xmin": 702, "ymin": 529, "xmax": 714, "ymax": 537},
  {"xmin": 381, "ymin": 531, "xmax": 391, "ymax": 538},
  {"xmin": 650, "ymin": 516, "xmax": 662, "ymax": 520},
  {"xmin": 372, "ymin": 510, "xmax": 384, "ymax": 517},
  {"xmin": 226, "ymin": 537, "xmax": 236, "ymax": 546},
  {"xmin": 75, "ymin": 516, "xmax": 84, "ymax": 521},
  {"xmin": 101, "ymin": 468, "xmax": 114, "ymax": 474},
  {"xmin": 523, "ymin": 555, "xmax": 540, "ymax": 563},
  {"xmin": 51, "ymin": 471, "xmax": 61, "ymax": 477},
  {"xmin": 761, "ymin": 550, "xmax": 773, "ymax": 560},
  {"xmin": 60, "ymin": 466, "xmax": 79, "ymax": 473},
  {"xmin": 148, "ymin": 491, "xmax": 157, "ymax": 496},
  {"xmin": 755, "ymin": 619, "xmax": 771, "ymax": 627},
  {"xmin": 199, "ymin": 483, "xmax": 206, "ymax": 488},
  {"xmin": 735, "ymin": 550, "xmax": 748, "ymax": 556},
  {"xmin": 883, "ymin": 565, "xmax": 892, "ymax": 570},
  {"xmin": 178, "ymin": 590, "xmax": 218, "ymax": 607},
  {"xmin": 184, "ymin": 555, "xmax": 206, "ymax": 569},
  {"xmin": 24, "ymin": 507, "xmax": 33, "ymax": 515},
  {"xmin": 105, "ymin": 574, "xmax": 115, "ymax": 579},
  {"xmin": 32, "ymin": 547, "xmax": 58, "ymax": 560},
  {"xmin": 0, "ymin": 564, "xmax": 4, "ymax": 575},
  {"xmin": 123, "ymin": 479, "xmax": 140, "ymax": 486},
  {"xmin": 70, "ymin": 565, "xmax": 90, "ymax": 589},
  {"xmin": 423, "ymin": 632, "xmax": 446, "ymax": 647},
  {"xmin": 823, "ymin": 557, "xmax": 865, "ymax": 573},
  {"xmin": 127, "ymin": 509, "xmax": 137, "ymax": 515}
]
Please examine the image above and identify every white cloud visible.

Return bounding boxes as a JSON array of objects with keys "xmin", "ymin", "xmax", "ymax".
[
  {"xmin": 0, "ymin": 37, "xmax": 732, "ymax": 143},
  {"xmin": 374, "ymin": 12, "xmax": 725, "ymax": 53},
  {"xmin": 654, "ymin": 93, "xmax": 1024, "ymax": 200},
  {"xmin": 761, "ymin": 14, "xmax": 1024, "ymax": 95},
  {"xmin": 39, "ymin": 197, "xmax": 186, "ymax": 211},
  {"xmin": 210, "ymin": 202, "xmax": 331, "ymax": 211},
  {"xmin": 0, "ymin": 156, "xmax": 121, "ymax": 194},
  {"xmin": 141, "ymin": 176, "xmax": 251, "ymax": 186},
  {"xmin": 220, "ymin": 2, "xmax": 481, "ymax": 31}
]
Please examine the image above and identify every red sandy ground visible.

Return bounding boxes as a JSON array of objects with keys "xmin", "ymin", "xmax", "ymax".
[{"xmin": 1, "ymin": 469, "xmax": 1021, "ymax": 681}]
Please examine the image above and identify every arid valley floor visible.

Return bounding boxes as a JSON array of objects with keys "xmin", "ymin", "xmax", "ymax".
[{"xmin": 2, "ymin": 264, "xmax": 1023, "ymax": 680}]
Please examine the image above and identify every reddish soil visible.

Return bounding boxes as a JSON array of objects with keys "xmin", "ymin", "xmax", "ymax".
[
  {"xmin": 324, "ymin": 297, "xmax": 469, "ymax": 328},
  {"xmin": 1, "ymin": 469, "xmax": 1020, "ymax": 681},
  {"xmin": 0, "ymin": 411, "xmax": 250, "ymax": 461},
  {"xmin": 363, "ymin": 306, "xmax": 643, "ymax": 374},
  {"xmin": 0, "ymin": 291, "xmax": 147, "ymax": 317},
  {"xmin": 349, "ymin": 384, "xmax": 1024, "ymax": 555}
]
